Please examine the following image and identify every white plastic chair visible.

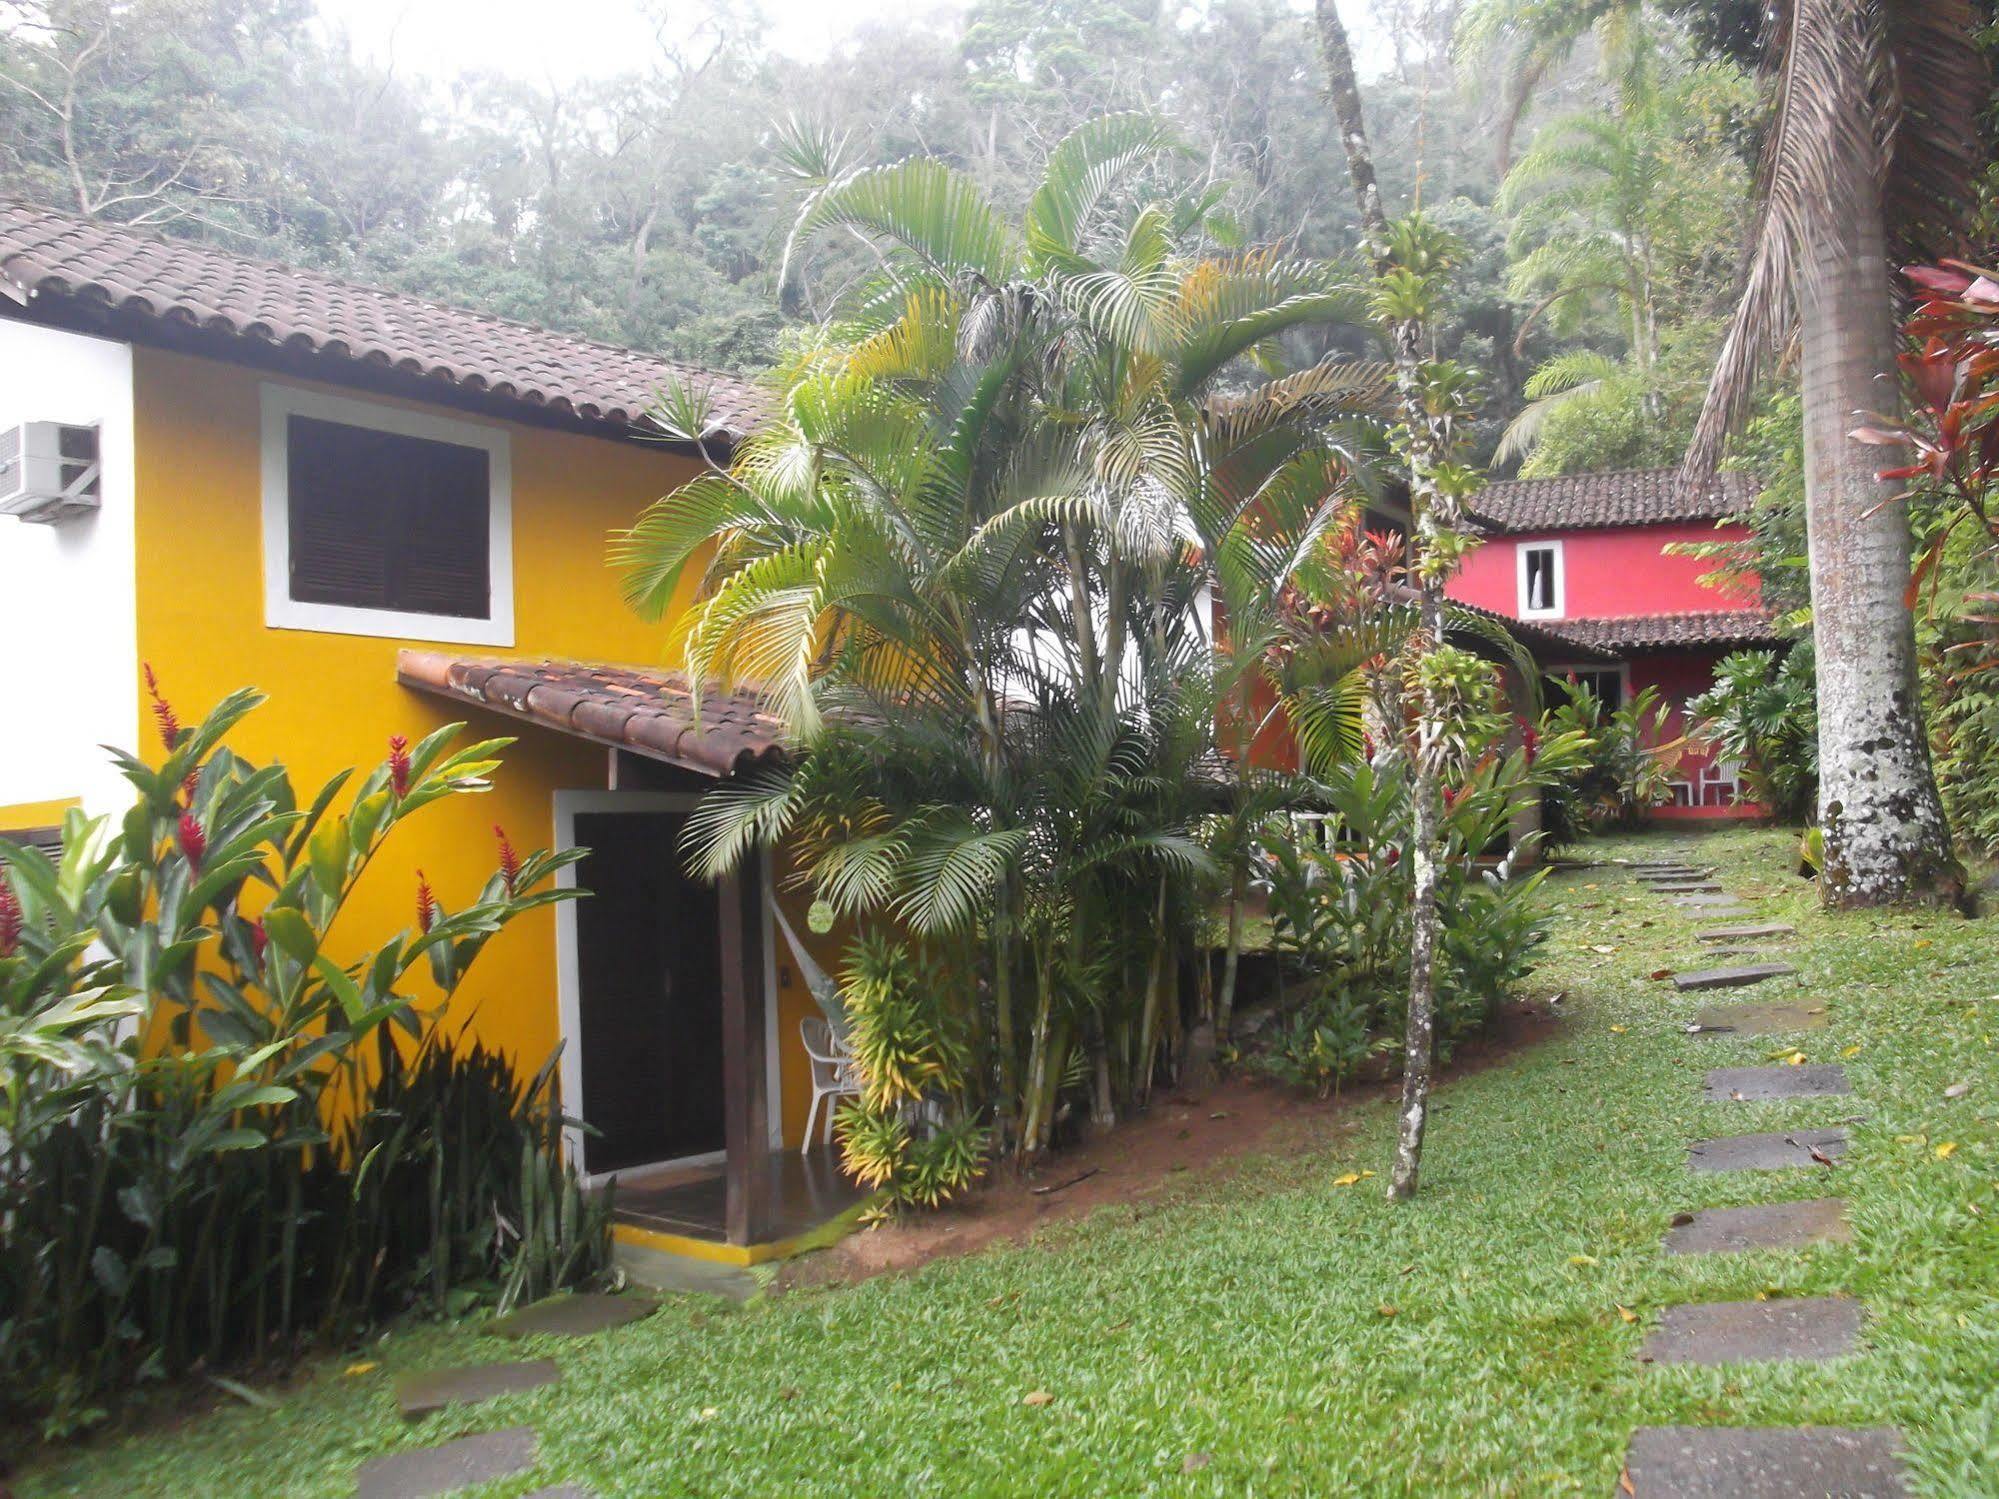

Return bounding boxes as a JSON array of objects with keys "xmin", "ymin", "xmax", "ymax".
[
  {"xmin": 1699, "ymin": 757, "xmax": 1744, "ymax": 807},
  {"xmin": 799, "ymin": 1016, "xmax": 862, "ymax": 1154}
]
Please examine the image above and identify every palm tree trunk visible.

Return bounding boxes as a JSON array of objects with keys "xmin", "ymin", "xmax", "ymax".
[{"xmin": 1799, "ymin": 97, "xmax": 1965, "ymax": 910}]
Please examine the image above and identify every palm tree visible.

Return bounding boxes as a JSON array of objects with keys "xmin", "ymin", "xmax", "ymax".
[
  {"xmin": 618, "ymin": 115, "xmax": 1388, "ymax": 1159},
  {"xmin": 1493, "ymin": 55, "xmax": 1750, "ymax": 469},
  {"xmin": 1686, "ymin": 0, "xmax": 1979, "ymax": 908}
]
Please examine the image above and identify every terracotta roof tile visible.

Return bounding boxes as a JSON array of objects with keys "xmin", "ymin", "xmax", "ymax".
[
  {"xmin": 0, "ymin": 201, "xmax": 760, "ymax": 440},
  {"xmin": 1542, "ymin": 610, "xmax": 1781, "ymax": 654},
  {"xmin": 1473, "ymin": 469, "xmax": 1758, "ymax": 534},
  {"xmin": 397, "ymin": 651, "xmax": 789, "ymax": 778}
]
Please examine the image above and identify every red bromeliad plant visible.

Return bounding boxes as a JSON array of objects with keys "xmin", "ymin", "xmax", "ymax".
[{"xmin": 1854, "ymin": 261, "xmax": 1999, "ymax": 596}]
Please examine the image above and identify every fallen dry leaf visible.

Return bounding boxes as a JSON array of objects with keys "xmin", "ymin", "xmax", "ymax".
[
  {"xmin": 1945, "ymin": 1081, "xmax": 1972, "ymax": 1099},
  {"xmin": 1332, "ymin": 1169, "xmax": 1376, "ymax": 1187},
  {"xmin": 1841, "ymin": 1044, "xmax": 1863, "ymax": 1058},
  {"xmin": 1376, "ymin": 1304, "xmax": 1398, "ymax": 1318},
  {"xmin": 1649, "ymin": 968, "xmax": 1673, "ymax": 981},
  {"xmin": 1936, "ymin": 1142, "xmax": 1959, "ymax": 1160},
  {"xmin": 1610, "ymin": 1024, "xmax": 1628, "ymax": 1034},
  {"xmin": 1620, "ymin": 1468, "xmax": 1637, "ymax": 1495},
  {"xmin": 1569, "ymin": 1254, "xmax": 1599, "ymax": 1267},
  {"xmin": 1616, "ymin": 1304, "xmax": 1639, "ymax": 1324},
  {"xmin": 1896, "ymin": 1134, "xmax": 1927, "ymax": 1146},
  {"xmin": 1022, "ymin": 1390, "xmax": 1054, "ymax": 1407},
  {"xmin": 342, "ymin": 1361, "xmax": 378, "ymax": 1377},
  {"xmin": 1590, "ymin": 944, "xmax": 1617, "ymax": 955},
  {"xmin": 1182, "ymin": 1453, "xmax": 1213, "ymax": 1474}
]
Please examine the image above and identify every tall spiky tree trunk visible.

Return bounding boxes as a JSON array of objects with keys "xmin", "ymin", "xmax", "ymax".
[
  {"xmin": 1798, "ymin": 94, "xmax": 1963, "ymax": 909},
  {"xmin": 1316, "ymin": 0, "xmax": 1450, "ymax": 1200}
]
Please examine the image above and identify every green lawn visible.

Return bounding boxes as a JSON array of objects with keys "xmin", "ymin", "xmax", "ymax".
[{"xmin": 22, "ymin": 827, "xmax": 1999, "ymax": 1496}]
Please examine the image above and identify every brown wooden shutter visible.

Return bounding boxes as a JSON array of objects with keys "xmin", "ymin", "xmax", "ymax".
[{"xmin": 286, "ymin": 414, "xmax": 490, "ymax": 620}]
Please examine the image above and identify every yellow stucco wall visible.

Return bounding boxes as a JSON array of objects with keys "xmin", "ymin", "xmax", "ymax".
[{"xmin": 127, "ymin": 347, "xmax": 822, "ymax": 1148}]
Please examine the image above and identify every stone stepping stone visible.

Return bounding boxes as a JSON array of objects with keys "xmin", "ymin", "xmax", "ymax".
[
  {"xmin": 1689, "ymin": 1128, "xmax": 1848, "ymax": 1172},
  {"xmin": 1654, "ymin": 883, "xmax": 1725, "ymax": 894},
  {"xmin": 1674, "ymin": 962, "xmax": 1797, "ymax": 992},
  {"xmin": 1690, "ymin": 1001, "xmax": 1826, "ymax": 1035},
  {"xmin": 395, "ymin": 1359, "xmax": 560, "ymax": 1419},
  {"xmin": 1706, "ymin": 1065, "xmax": 1849, "ymax": 1101},
  {"xmin": 1664, "ymin": 1197, "xmax": 1851, "ymax": 1254},
  {"xmin": 1637, "ymin": 869, "xmax": 1704, "ymax": 881},
  {"xmin": 1698, "ymin": 922, "xmax": 1795, "ymax": 942},
  {"xmin": 488, "ymin": 1292, "xmax": 656, "ymax": 1340},
  {"xmin": 1623, "ymin": 1425, "xmax": 1905, "ymax": 1497},
  {"xmin": 1640, "ymin": 1296, "xmax": 1863, "ymax": 1365},
  {"xmin": 355, "ymin": 1427, "xmax": 538, "ymax": 1499}
]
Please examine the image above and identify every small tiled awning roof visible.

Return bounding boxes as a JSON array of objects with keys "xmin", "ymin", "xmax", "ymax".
[
  {"xmin": 1472, "ymin": 469, "xmax": 1758, "ymax": 534},
  {"xmin": 0, "ymin": 200, "xmax": 760, "ymax": 440},
  {"xmin": 397, "ymin": 652, "xmax": 789, "ymax": 778},
  {"xmin": 1542, "ymin": 610, "xmax": 1782, "ymax": 655}
]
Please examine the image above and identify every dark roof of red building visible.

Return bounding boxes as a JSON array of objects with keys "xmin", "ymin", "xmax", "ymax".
[
  {"xmin": 1472, "ymin": 468, "xmax": 1758, "ymax": 534},
  {"xmin": 397, "ymin": 651, "xmax": 789, "ymax": 778},
  {"xmin": 0, "ymin": 200, "xmax": 760, "ymax": 440},
  {"xmin": 1542, "ymin": 610, "xmax": 1781, "ymax": 654}
]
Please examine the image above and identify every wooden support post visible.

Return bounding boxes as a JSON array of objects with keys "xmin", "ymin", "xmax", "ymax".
[{"xmin": 720, "ymin": 854, "xmax": 773, "ymax": 1247}]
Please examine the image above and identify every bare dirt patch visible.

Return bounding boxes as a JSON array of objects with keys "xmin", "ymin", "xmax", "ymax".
[{"xmin": 776, "ymin": 998, "xmax": 1559, "ymax": 1289}]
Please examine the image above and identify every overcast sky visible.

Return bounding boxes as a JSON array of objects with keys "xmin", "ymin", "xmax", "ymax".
[{"xmin": 314, "ymin": 0, "xmax": 1390, "ymax": 87}]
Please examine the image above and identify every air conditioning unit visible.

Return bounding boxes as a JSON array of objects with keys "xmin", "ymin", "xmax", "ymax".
[{"xmin": 0, "ymin": 421, "xmax": 101, "ymax": 523}]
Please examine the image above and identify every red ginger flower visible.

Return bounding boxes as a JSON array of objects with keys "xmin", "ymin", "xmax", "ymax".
[
  {"xmin": 494, "ymin": 825, "xmax": 521, "ymax": 896},
  {"xmin": 0, "ymin": 875, "xmax": 22, "ymax": 958},
  {"xmin": 176, "ymin": 811, "xmax": 206, "ymax": 869},
  {"xmin": 415, "ymin": 870, "xmax": 436, "ymax": 934},
  {"xmin": 247, "ymin": 916, "xmax": 268, "ymax": 966},
  {"xmin": 144, "ymin": 662, "xmax": 181, "ymax": 752},
  {"xmin": 1515, "ymin": 715, "xmax": 1541, "ymax": 766},
  {"xmin": 388, "ymin": 735, "xmax": 412, "ymax": 798}
]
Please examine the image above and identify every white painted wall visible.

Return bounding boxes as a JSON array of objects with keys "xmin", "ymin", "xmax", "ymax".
[{"xmin": 0, "ymin": 318, "xmax": 138, "ymax": 823}]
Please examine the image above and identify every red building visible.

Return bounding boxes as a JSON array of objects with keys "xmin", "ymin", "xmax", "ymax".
[{"xmin": 1450, "ymin": 468, "xmax": 1779, "ymax": 817}]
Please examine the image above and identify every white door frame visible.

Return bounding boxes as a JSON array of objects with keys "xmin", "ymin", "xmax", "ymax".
[{"xmin": 552, "ymin": 788, "xmax": 784, "ymax": 1184}]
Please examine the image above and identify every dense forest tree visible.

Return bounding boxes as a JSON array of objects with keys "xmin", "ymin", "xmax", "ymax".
[{"xmin": 1, "ymin": 0, "xmax": 1536, "ymax": 404}]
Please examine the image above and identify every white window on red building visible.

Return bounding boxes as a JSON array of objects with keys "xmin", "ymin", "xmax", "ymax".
[{"xmin": 1517, "ymin": 540, "xmax": 1564, "ymax": 618}]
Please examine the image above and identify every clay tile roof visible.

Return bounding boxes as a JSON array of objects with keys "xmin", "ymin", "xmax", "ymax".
[
  {"xmin": 1543, "ymin": 610, "xmax": 1782, "ymax": 654},
  {"xmin": 0, "ymin": 200, "xmax": 760, "ymax": 440},
  {"xmin": 1472, "ymin": 468, "xmax": 1758, "ymax": 534},
  {"xmin": 397, "ymin": 651, "xmax": 789, "ymax": 778}
]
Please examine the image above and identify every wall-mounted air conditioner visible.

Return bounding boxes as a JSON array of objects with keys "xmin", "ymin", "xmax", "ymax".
[{"xmin": 0, "ymin": 421, "xmax": 101, "ymax": 523}]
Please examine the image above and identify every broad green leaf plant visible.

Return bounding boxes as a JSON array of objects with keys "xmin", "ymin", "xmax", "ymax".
[{"xmin": 0, "ymin": 676, "xmax": 597, "ymax": 1435}]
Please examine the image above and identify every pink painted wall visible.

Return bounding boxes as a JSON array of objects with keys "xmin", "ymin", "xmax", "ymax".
[{"xmin": 1449, "ymin": 522, "xmax": 1760, "ymax": 619}]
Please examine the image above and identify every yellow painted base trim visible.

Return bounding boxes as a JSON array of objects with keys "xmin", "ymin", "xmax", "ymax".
[
  {"xmin": 612, "ymin": 1195, "xmax": 880, "ymax": 1267},
  {"xmin": 0, "ymin": 796, "xmax": 81, "ymax": 830}
]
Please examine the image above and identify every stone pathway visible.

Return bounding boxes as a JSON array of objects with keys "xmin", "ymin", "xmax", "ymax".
[
  {"xmin": 1617, "ymin": 850, "xmax": 1907, "ymax": 1496},
  {"xmin": 349, "ymin": 1291, "xmax": 657, "ymax": 1495}
]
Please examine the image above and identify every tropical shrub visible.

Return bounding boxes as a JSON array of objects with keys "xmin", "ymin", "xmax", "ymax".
[
  {"xmin": 0, "ymin": 681, "xmax": 606, "ymax": 1436},
  {"xmin": 831, "ymin": 933, "xmax": 987, "ymax": 1213},
  {"xmin": 1537, "ymin": 681, "xmax": 1681, "ymax": 845},
  {"xmin": 625, "ymin": 116, "xmax": 1388, "ymax": 1166},
  {"xmin": 1685, "ymin": 645, "xmax": 1819, "ymax": 822},
  {"xmin": 1257, "ymin": 727, "xmax": 1583, "ymax": 1095}
]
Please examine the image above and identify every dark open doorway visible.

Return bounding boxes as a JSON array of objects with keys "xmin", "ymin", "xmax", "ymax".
[{"xmin": 559, "ymin": 798, "xmax": 728, "ymax": 1176}]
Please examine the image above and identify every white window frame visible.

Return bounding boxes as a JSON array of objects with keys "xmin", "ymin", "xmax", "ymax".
[
  {"xmin": 1548, "ymin": 661, "xmax": 1631, "ymax": 706},
  {"xmin": 1516, "ymin": 539, "xmax": 1565, "ymax": 620},
  {"xmin": 259, "ymin": 383, "xmax": 514, "ymax": 645}
]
